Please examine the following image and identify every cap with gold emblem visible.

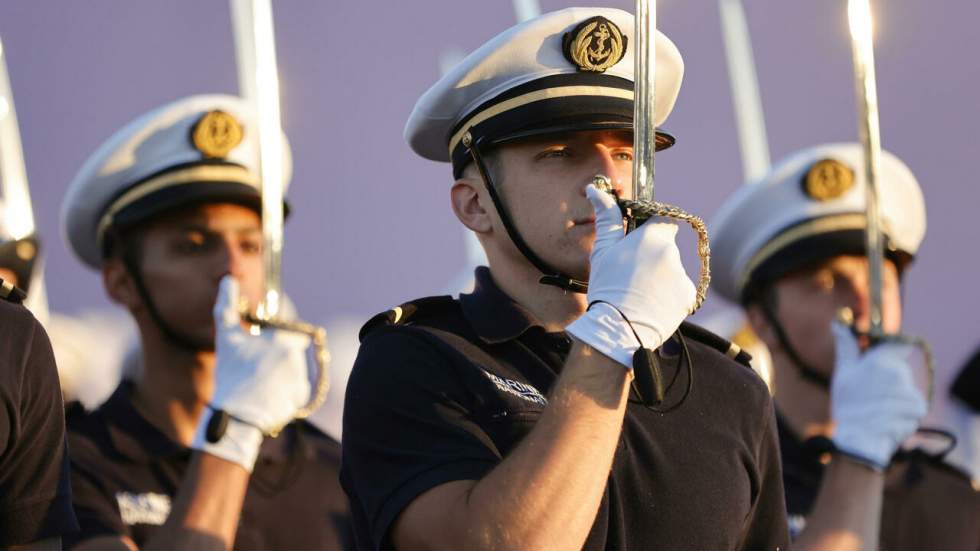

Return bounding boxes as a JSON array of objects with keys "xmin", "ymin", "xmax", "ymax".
[
  {"xmin": 405, "ymin": 7, "xmax": 684, "ymax": 179},
  {"xmin": 710, "ymin": 143, "xmax": 926, "ymax": 304},
  {"xmin": 62, "ymin": 94, "xmax": 292, "ymax": 269}
]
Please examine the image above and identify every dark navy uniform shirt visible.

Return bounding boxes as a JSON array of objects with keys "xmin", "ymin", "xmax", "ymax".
[
  {"xmin": 778, "ymin": 413, "xmax": 980, "ymax": 548},
  {"xmin": 341, "ymin": 267, "xmax": 790, "ymax": 550},
  {"xmin": 65, "ymin": 381, "xmax": 353, "ymax": 550},
  {"xmin": 0, "ymin": 282, "xmax": 78, "ymax": 545}
]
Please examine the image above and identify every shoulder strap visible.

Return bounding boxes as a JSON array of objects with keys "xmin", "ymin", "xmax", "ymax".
[
  {"xmin": 0, "ymin": 278, "xmax": 26, "ymax": 303},
  {"xmin": 678, "ymin": 321, "xmax": 754, "ymax": 369},
  {"xmin": 359, "ymin": 295, "xmax": 462, "ymax": 342}
]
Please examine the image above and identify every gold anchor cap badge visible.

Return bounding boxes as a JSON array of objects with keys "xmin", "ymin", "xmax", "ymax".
[
  {"xmin": 563, "ymin": 16, "xmax": 628, "ymax": 73},
  {"xmin": 191, "ymin": 110, "xmax": 244, "ymax": 159},
  {"xmin": 804, "ymin": 159, "xmax": 856, "ymax": 201}
]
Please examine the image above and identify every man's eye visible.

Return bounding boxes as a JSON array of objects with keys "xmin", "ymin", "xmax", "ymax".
[
  {"xmin": 175, "ymin": 234, "xmax": 208, "ymax": 253},
  {"xmin": 812, "ymin": 269, "xmax": 835, "ymax": 292},
  {"xmin": 613, "ymin": 151, "xmax": 634, "ymax": 161},
  {"xmin": 241, "ymin": 240, "xmax": 262, "ymax": 254},
  {"xmin": 538, "ymin": 148, "xmax": 570, "ymax": 159}
]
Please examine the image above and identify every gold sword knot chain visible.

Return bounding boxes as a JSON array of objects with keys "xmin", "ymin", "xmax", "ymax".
[
  {"xmin": 620, "ymin": 198, "xmax": 711, "ymax": 314},
  {"xmin": 241, "ymin": 310, "xmax": 331, "ymax": 437},
  {"xmin": 837, "ymin": 308, "xmax": 936, "ymax": 403}
]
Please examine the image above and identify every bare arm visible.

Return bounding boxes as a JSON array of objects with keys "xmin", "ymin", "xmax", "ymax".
[
  {"xmin": 793, "ymin": 456, "xmax": 884, "ymax": 551},
  {"xmin": 72, "ymin": 453, "xmax": 249, "ymax": 551},
  {"xmin": 5, "ymin": 537, "xmax": 62, "ymax": 551},
  {"xmin": 392, "ymin": 341, "xmax": 631, "ymax": 551}
]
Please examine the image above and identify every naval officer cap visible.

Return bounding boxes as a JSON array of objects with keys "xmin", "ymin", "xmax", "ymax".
[
  {"xmin": 405, "ymin": 7, "xmax": 684, "ymax": 178},
  {"xmin": 62, "ymin": 94, "xmax": 292, "ymax": 269},
  {"xmin": 711, "ymin": 143, "xmax": 926, "ymax": 304}
]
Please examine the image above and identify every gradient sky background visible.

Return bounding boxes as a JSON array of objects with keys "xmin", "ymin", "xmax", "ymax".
[{"xmin": 0, "ymin": 1, "xmax": 976, "ymax": 403}]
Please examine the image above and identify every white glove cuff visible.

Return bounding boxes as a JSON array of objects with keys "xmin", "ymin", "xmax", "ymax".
[
  {"xmin": 566, "ymin": 302, "xmax": 664, "ymax": 369},
  {"xmin": 191, "ymin": 413, "xmax": 264, "ymax": 473},
  {"xmin": 832, "ymin": 427, "xmax": 891, "ymax": 471}
]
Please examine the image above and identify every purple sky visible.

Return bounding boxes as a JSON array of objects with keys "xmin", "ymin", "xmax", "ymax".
[{"xmin": 0, "ymin": 1, "xmax": 976, "ymax": 385}]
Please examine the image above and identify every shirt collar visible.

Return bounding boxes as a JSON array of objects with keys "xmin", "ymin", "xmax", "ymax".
[
  {"xmin": 100, "ymin": 381, "xmax": 185, "ymax": 462},
  {"xmin": 459, "ymin": 266, "xmax": 542, "ymax": 344},
  {"xmin": 99, "ymin": 380, "xmax": 296, "ymax": 464}
]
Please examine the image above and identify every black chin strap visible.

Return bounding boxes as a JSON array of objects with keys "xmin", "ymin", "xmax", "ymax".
[
  {"xmin": 118, "ymin": 234, "xmax": 212, "ymax": 353},
  {"xmin": 464, "ymin": 133, "xmax": 589, "ymax": 294},
  {"xmin": 759, "ymin": 290, "xmax": 831, "ymax": 389}
]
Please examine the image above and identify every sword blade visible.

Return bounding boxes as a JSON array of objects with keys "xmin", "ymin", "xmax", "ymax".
[
  {"xmin": 633, "ymin": 0, "xmax": 657, "ymax": 203},
  {"xmin": 231, "ymin": 0, "xmax": 285, "ymax": 319},
  {"xmin": 718, "ymin": 0, "xmax": 770, "ymax": 183},
  {"xmin": 0, "ymin": 36, "xmax": 35, "ymax": 239},
  {"xmin": 0, "ymin": 35, "xmax": 49, "ymax": 321},
  {"xmin": 511, "ymin": 0, "xmax": 541, "ymax": 23},
  {"xmin": 847, "ymin": 0, "xmax": 885, "ymax": 338}
]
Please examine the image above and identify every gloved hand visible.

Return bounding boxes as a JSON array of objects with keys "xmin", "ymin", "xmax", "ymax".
[
  {"xmin": 831, "ymin": 321, "xmax": 928, "ymax": 470},
  {"xmin": 566, "ymin": 185, "xmax": 697, "ymax": 368},
  {"xmin": 191, "ymin": 276, "xmax": 312, "ymax": 472}
]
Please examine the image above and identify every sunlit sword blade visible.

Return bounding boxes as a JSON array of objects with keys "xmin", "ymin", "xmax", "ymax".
[
  {"xmin": 231, "ymin": 0, "xmax": 285, "ymax": 319},
  {"xmin": 633, "ymin": 0, "xmax": 656, "ymax": 203},
  {"xmin": 0, "ymin": 36, "xmax": 34, "ymax": 239},
  {"xmin": 511, "ymin": 0, "xmax": 541, "ymax": 23},
  {"xmin": 847, "ymin": 0, "xmax": 885, "ymax": 338},
  {"xmin": 0, "ymin": 35, "xmax": 49, "ymax": 322},
  {"xmin": 718, "ymin": 0, "xmax": 770, "ymax": 183}
]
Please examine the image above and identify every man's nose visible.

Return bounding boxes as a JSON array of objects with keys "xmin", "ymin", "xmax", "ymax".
[
  {"xmin": 844, "ymin": 274, "xmax": 873, "ymax": 333},
  {"xmin": 215, "ymin": 239, "xmax": 246, "ymax": 280},
  {"xmin": 588, "ymin": 150, "xmax": 629, "ymax": 197}
]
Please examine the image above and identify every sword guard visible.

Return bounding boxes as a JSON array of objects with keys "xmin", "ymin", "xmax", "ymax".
[
  {"xmin": 204, "ymin": 306, "xmax": 332, "ymax": 442},
  {"xmin": 618, "ymin": 198, "xmax": 712, "ymax": 314},
  {"xmin": 834, "ymin": 307, "xmax": 936, "ymax": 404}
]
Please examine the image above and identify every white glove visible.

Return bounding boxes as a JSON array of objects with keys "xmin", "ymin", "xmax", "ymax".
[
  {"xmin": 566, "ymin": 185, "xmax": 697, "ymax": 368},
  {"xmin": 191, "ymin": 276, "xmax": 312, "ymax": 471},
  {"xmin": 831, "ymin": 321, "xmax": 928, "ymax": 469}
]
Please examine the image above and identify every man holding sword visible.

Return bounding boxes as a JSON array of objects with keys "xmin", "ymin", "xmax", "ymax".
[
  {"xmin": 341, "ymin": 8, "xmax": 789, "ymax": 550},
  {"xmin": 61, "ymin": 95, "xmax": 351, "ymax": 550}
]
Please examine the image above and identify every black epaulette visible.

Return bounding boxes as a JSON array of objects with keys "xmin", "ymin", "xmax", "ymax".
[
  {"xmin": 359, "ymin": 296, "xmax": 459, "ymax": 342},
  {"xmin": 678, "ymin": 321, "xmax": 754, "ymax": 369},
  {"xmin": 0, "ymin": 278, "xmax": 27, "ymax": 304}
]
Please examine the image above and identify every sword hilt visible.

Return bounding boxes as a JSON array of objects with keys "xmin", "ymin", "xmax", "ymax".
[
  {"xmin": 206, "ymin": 312, "xmax": 331, "ymax": 443},
  {"xmin": 836, "ymin": 307, "xmax": 935, "ymax": 404},
  {"xmin": 591, "ymin": 175, "xmax": 711, "ymax": 314},
  {"xmin": 618, "ymin": 198, "xmax": 712, "ymax": 314}
]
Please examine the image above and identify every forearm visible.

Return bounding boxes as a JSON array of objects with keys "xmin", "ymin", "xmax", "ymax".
[
  {"xmin": 437, "ymin": 341, "xmax": 630, "ymax": 551},
  {"xmin": 6, "ymin": 537, "xmax": 61, "ymax": 551},
  {"xmin": 794, "ymin": 456, "xmax": 885, "ymax": 551},
  {"xmin": 142, "ymin": 453, "xmax": 251, "ymax": 551}
]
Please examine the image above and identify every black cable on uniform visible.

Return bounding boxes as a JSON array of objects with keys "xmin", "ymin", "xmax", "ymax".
[
  {"xmin": 465, "ymin": 134, "xmax": 589, "ymax": 294},
  {"xmin": 587, "ymin": 300, "xmax": 694, "ymax": 412}
]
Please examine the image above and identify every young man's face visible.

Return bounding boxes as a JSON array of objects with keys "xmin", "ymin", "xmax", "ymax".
[
  {"xmin": 760, "ymin": 254, "xmax": 903, "ymax": 379},
  {"xmin": 491, "ymin": 129, "xmax": 634, "ymax": 280},
  {"xmin": 126, "ymin": 202, "xmax": 265, "ymax": 346}
]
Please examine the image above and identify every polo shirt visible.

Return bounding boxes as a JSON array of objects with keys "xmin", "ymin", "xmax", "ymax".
[
  {"xmin": 0, "ymin": 296, "xmax": 78, "ymax": 545},
  {"xmin": 65, "ymin": 381, "xmax": 353, "ymax": 549},
  {"xmin": 342, "ymin": 267, "xmax": 789, "ymax": 550},
  {"xmin": 778, "ymin": 413, "xmax": 980, "ymax": 547}
]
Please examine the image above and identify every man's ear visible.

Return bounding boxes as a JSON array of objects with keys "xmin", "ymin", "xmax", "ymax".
[
  {"xmin": 745, "ymin": 301, "xmax": 778, "ymax": 352},
  {"xmin": 450, "ymin": 177, "xmax": 494, "ymax": 234},
  {"xmin": 102, "ymin": 258, "xmax": 142, "ymax": 310}
]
